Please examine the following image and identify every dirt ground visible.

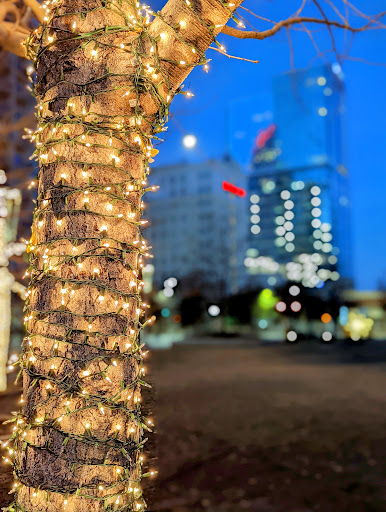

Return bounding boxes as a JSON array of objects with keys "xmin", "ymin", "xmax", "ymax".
[{"xmin": 1, "ymin": 340, "xmax": 386, "ymax": 511}]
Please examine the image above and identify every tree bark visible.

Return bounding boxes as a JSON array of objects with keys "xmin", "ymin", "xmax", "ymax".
[{"xmin": 7, "ymin": 0, "xmax": 243, "ymax": 510}]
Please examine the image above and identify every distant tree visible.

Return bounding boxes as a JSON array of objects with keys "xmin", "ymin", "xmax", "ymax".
[
  {"xmin": 227, "ymin": 290, "xmax": 259, "ymax": 324},
  {"xmin": 180, "ymin": 294, "xmax": 205, "ymax": 326}
]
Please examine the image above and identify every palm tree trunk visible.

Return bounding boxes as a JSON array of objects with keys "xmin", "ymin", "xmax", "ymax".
[{"xmin": 7, "ymin": 0, "xmax": 243, "ymax": 510}]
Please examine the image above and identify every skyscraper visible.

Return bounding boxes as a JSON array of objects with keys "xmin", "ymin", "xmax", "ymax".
[
  {"xmin": 145, "ymin": 158, "xmax": 247, "ymax": 298},
  {"xmin": 245, "ymin": 64, "xmax": 352, "ymax": 290}
]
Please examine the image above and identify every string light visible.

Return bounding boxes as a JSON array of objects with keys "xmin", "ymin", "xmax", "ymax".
[{"xmin": 8, "ymin": 0, "xmax": 241, "ymax": 509}]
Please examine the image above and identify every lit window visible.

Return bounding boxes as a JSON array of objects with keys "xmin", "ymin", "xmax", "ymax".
[
  {"xmin": 311, "ymin": 197, "xmax": 321, "ymax": 207},
  {"xmin": 322, "ymin": 243, "xmax": 333, "ymax": 253},
  {"xmin": 320, "ymin": 222, "xmax": 331, "ymax": 232},
  {"xmin": 280, "ymin": 190, "xmax": 290, "ymax": 200},
  {"xmin": 250, "ymin": 204, "xmax": 260, "ymax": 214},
  {"xmin": 250, "ymin": 194, "xmax": 260, "ymax": 203},
  {"xmin": 318, "ymin": 107, "xmax": 328, "ymax": 117},
  {"xmin": 311, "ymin": 218, "xmax": 321, "ymax": 228},
  {"xmin": 284, "ymin": 211, "xmax": 294, "ymax": 220},
  {"xmin": 261, "ymin": 180, "xmax": 275, "ymax": 193},
  {"xmin": 311, "ymin": 208, "xmax": 322, "ymax": 217},
  {"xmin": 285, "ymin": 232, "xmax": 295, "ymax": 242},
  {"xmin": 311, "ymin": 186, "xmax": 321, "ymax": 196},
  {"xmin": 284, "ymin": 200, "xmax": 294, "ymax": 210},
  {"xmin": 275, "ymin": 237, "xmax": 286, "ymax": 247}
]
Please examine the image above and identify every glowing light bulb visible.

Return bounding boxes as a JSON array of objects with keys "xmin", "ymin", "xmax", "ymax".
[{"xmin": 183, "ymin": 134, "xmax": 197, "ymax": 148}]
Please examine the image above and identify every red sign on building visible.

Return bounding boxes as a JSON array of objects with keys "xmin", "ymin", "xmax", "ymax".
[{"xmin": 222, "ymin": 181, "xmax": 246, "ymax": 197}]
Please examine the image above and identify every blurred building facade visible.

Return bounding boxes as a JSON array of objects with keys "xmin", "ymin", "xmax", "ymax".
[
  {"xmin": 0, "ymin": 53, "xmax": 36, "ymax": 351},
  {"xmin": 0, "ymin": 53, "xmax": 36, "ymax": 279},
  {"xmin": 0, "ymin": 53, "xmax": 35, "ymax": 189},
  {"xmin": 245, "ymin": 64, "xmax": 352, "ymax": 290},
  {"xmin": 146, "ymin": 158, "xmax": 247, "ymax": 298}
]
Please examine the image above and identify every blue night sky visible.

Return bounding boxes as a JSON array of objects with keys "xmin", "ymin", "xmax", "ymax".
[{"xmin": 149, "ymin": 0, "xmax": 386, "ymax": 290}]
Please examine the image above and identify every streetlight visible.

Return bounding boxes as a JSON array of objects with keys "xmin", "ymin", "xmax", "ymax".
[
  {"xmin": 182, "ymin": 134, "xmax": 197, "ymax": 149},
  {"xmin": 208, "ymin": 305, "xmax": 220, "ymax": 317}
]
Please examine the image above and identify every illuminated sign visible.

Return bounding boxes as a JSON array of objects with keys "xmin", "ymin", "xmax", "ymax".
[
  {"xmin": 222, "ymin": 181, "xmax": 246, "ymax": 197},
  {"xmin": 256, "ymin": 123, "xmax": 276, "ymax": 149}
]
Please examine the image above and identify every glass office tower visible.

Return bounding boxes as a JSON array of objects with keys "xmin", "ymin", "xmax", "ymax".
[{"xmin": 246, "ymin": 64, "xmax": 352, "ymax": 289}]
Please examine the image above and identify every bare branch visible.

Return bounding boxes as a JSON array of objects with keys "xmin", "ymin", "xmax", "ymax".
[
  {"xmin": 343, "ymin": 55, "xmax": 386, "ymax": 67},
  {"xmin": 346, "ymin": 0, "xmax": 386, "ymax": 29},
  {"xmin": 222, "ymin": 12, "xmax": 386, "ymax": 40},
  {"xmin": 312, "ymin": 0, "xmax": 340, "ymax": 63},
  {"xmin": 0, "ymin": 0, "xmax": 33, "ymax": 57},
  {"xmin": 291, "ymin": 0, "xmax": 308, "ymax": 21},
  {"xmin": 323, "ymin": 0, "xmax": 348, "ymax": 26},
  {"xmin": 208, "ymin": 45, "xmax": 259, "ymax": 64},
  {"xmin": 236, "ymin": 0, "xmax": 307, "ymax": 34},
  {"xmin": 0, "ymin": 20, "xmax": 29, "ymax": 56},
  {"xmin": 238, "ymin": 6, "xmax": 277, "ymax": 25},
  {"xmin": 23, "ymin": 0, "xmax": 44, "ymax": 23},
  {"xmin": 285, "ymin": 27, "xmax": 295, "ymax": 70},
  {"xmin": 299, "ymin": 21, "xmax": 329, "ymax": 64}
]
